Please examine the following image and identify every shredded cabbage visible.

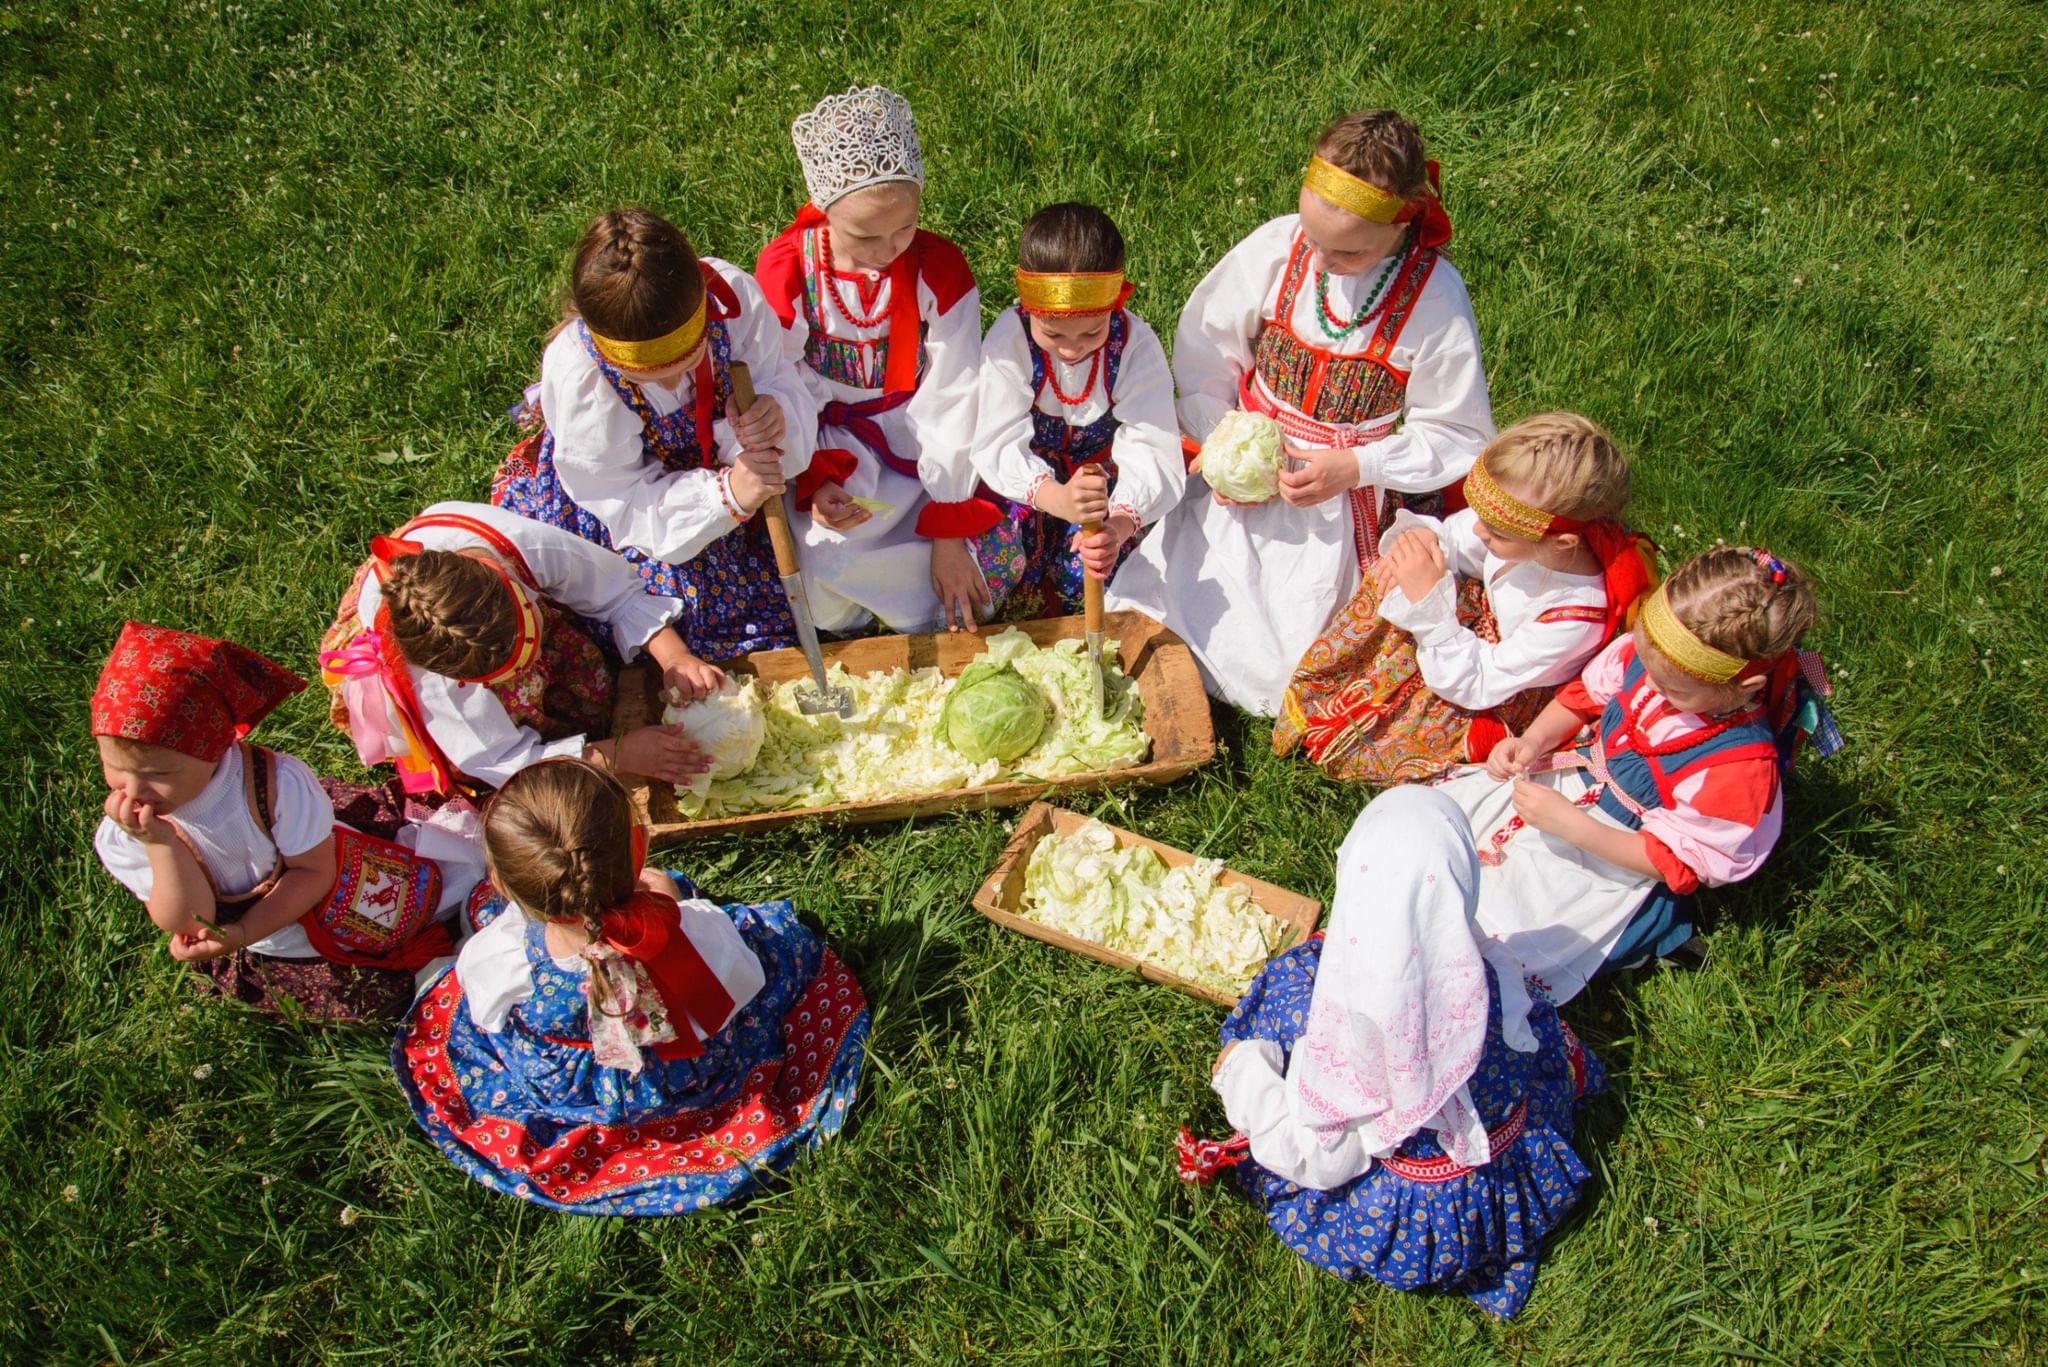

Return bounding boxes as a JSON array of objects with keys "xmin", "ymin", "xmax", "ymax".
[
  {"xmin": 1199, "ymin": 409, "xmax": 1285, "ymax": 503},
  {"xmin": 667, "ymin": 629, "xmax": 1147, "ymax": 817},
  {"xmin": 661, "ymin": 677, "xmax": 767, "ymax": 802},
  {"xmin": 1018, "ymin": 818, "xmax": 1285, "ymax": 995}
]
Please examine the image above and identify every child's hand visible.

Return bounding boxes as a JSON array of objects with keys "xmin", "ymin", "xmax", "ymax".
[
  {"xmin": 1072, "ymin": 513, "xmax": 1137, "ymax": 580},
  {"xmin": 1277, "ymin": 444, "xmax": 1359, "ymax": 508},
  {"xmin": 613, "ymin": 726, "xmax": 715, "ymax": 784},
  {"xmin": 811, "ymin": 481, "xmax": 872, "ymax": 532},
  {"xmin": 728, "ymin": 452, "xmax": 787, "ymax": 515},
  {"xmin": 727, "ymin": 394, "xmax": 787, "ymax": 454},
  {"xmin": 1486, "ymin": 736, "xmax": 1536, "ymax": 782},
  {"xmin": 662, "ymin": 654, "xmax": 725, "ymax": 706},
  {"xmin": 930, "ymin": 537, "xmax": 990, "ymax": 634},
  {"xmin": 1384, "ymin": 527, "xmax": 1447, "ymax": 603},
  {"xmin": 1213, "ymin": 1040, "xmax": 1238, "ymax": 1075},
  {"xmin": 167, "ymin": 926, "xmax": 236, "ymax": 963},
  {"xmin": 1056, "ymin": 466, "xmax": 1112, "ymax": 526},
  {"xmin": 1510, "ymin": 777, "xmax": 1580, "ymax": 835},
  {"xmin": 105, "ymin": 790, "xmax": 172, "ymax": 846}
]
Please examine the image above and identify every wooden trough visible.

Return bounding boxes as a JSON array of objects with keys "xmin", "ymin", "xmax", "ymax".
[
  {"xmin": 970, "ymin": 802, "xmax": 1323, "ymax": 1009},
  {"xmin": 614, "ymin": 611, "xmax": 1216, "ymax": 845}
]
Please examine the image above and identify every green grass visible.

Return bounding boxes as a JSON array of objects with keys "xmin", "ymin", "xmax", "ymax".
[{"xmin": 3, "ymin": 0, "xmax": 2044, "ymax": 1359}]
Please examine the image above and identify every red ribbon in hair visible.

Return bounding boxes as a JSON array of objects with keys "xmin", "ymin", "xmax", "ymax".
[
  {"xmin": 597, "ymin": 892, "xmax": 737, "ymax": 1060},
  {"xmin": 1402, "ymin": 162, "xmax": 1454, "ymax": 252},
  {"xmin": 1580, "ymin": 521, "xmax": 1659, "ymax": 642}
]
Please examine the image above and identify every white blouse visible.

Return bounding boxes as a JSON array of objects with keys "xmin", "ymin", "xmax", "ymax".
[
  {"xmin": 783, "ymin": 262, "xmax": 984, "ymax": 504},
  {"xmin": 970, "ymin": 306, "xmax": 1185, "ymax": 531},
  {"xmin": 1173, "ymin": 213, "xmax": 1493, "ymax": 492},
  {"xmin": 539, "ymin": 258, "xmax": 817, "ymax": 565},
  {"xmin": 458, "ymin": 895, "xmax": 766, "ymax": 1040},
  {"xmin": 1375, "ymin": 509, "xmax": 1610, "ymax": 710},
  {"xmin": 352, "ymin": 500, "xmax": 685, "ymax": 790}
]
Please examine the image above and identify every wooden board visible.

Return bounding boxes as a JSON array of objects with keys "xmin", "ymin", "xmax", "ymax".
[
  {"xmin": 970, "ymin": 802, "xmax": 1323, "ymax": 1009},
  {"xmin": 614, "ymin": 611, "xmax": 1216, "ymax": 845}
]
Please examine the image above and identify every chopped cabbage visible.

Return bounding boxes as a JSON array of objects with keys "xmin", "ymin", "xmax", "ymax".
[
  {"xmin": 1018, "ymin": 819, "xmax": 1286, "ymax": 995},
  {"xmin": 1199, "ymin": 409, "xmax": 1285, "ymax": 503},
  {"xmin": 671, "ymin": 629, "xmax": 1148, "ymax": 817},
  {"xmin": 941, "ymin": 661, "xmax": 1048, "ymax": 763},
  {"xmin": 661, "ymin": 677, "xmax": 767, "ymax": 802}
]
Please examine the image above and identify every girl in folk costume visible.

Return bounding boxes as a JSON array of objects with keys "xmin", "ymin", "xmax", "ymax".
[
  {"xmin": 1457, "ymin": 547, "xmax": 1842, "ymax": 998},
  {"xmin": 969, "ymin": 203, "xmax": 1183, "ymax": 618},
  {"xmin": 393, "ymin": 760, "xmax": 868, "ymax": 1215},
  {"xmin": 1109, "ymin": 110, "xmax": 1495, "ymax": 714},
  {"xmin": 92, "ymin": 624, "xmax": 483, "ymax": 1024},
  {"xmin": 754, "ymin": 86, "xmax": 998, "ymax": 633},
  {"xmin": 320, "ymin": 501, "xmax": 719, "ymax": 799},
  {"xmin": 1178, "ymin": 787, "xmax": 1605, "ymax": 1319},
  {"xmin": 492, "ymin": 208, "xmax": 815, "ymax": 660},
  {"xmin": 1274, "ymin": 413, "xmax": 1654, "ymax": 784}
]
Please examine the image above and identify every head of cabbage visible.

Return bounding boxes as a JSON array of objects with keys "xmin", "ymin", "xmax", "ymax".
[
  {"xmin": 663, "ymin": 677, "xmax": 767, "ymax": 796},
  {"xmin": 940, "ymin": 660, "xmax": 1048, "ymax": 764},
  {"xmin": 1199, "ymin": 409, "xmax": 1285, "ymax": 503}
]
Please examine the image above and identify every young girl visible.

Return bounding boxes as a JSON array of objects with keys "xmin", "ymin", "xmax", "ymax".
[
  {"xmin": 1109, "ymin": 110, "xmax": 1495, "ymax": 713},
  {"xmin": 92, "ymin": 623, "xmax": 481, "ymax": 1023},
  {"xmin": 969, "ymin": 202, "xmax": 1183, "ymax": 617},
  {"xmin": 1179, "ymin": 786, "xmax": 1604, "ymax": 1318},
  {"xmin": 1454, "ymin": 546, "xmax": 1837, "ymax": 997},
  {"xmin": 1274, "ymin": 413, "xmax": 1653, "ymax": 783},
  {"xmin": 392, "ymin": 759, "xmax": 869, "ymax": 1215},
  {"xmin": 492, "ymin": 207, "xmax": 814, "ymax": 660},
  {"xmin": 319, "ymin": 501, "xmax": 716, "ymax": 799},
  {"xmin": 754, "ymin": 85, "xmax": 996, "ymax": 634}
]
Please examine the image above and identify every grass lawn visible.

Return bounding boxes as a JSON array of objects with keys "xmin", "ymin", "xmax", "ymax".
[{"xmin": 3, "ymin": 0, "xmax": 2045, "ymax": 1359}]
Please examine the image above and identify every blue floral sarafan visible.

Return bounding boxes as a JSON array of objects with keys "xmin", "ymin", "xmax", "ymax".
[
  {"xmin": 391, "ymin": 874, "xmax": 868, "ymax": 1215},
  {"xmin": 491, "ymin": 322, "xmax": 797, "ymax": 661},
  {"xmin": 1221, "ymin": 936, "xmax": 1605, "ymax": 1317}
]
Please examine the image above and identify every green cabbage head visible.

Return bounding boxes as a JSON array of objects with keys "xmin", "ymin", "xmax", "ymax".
[
  {"xmin": 940, "ymin": 660, "xmax": 1049, "ymax": 763},
  {"xmin": 1200, "ymin": 410, "xmax": 1285, "ymax": 502}
]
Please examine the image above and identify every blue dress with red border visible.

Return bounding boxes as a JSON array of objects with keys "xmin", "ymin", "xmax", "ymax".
[
  {"xmin": 1221, "ymin": 934, "xmax": 1604, "ymax": 1317},
  {"xmin": 491, "ymin": 322, "xmax": 796, "ymax": 661},
  {"xmin": 391, "ymin": 873, "xmax": 868, "ymax": 1216},
  {"xmin": 995, "ymin": 307, "xmax": 1137, "ymax": 619}
]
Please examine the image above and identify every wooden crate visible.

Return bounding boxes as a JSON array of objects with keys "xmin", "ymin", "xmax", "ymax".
[
  {"xmin": 614, "ymin": 610, "xmax": 1217, "ymax": 846},
  {"xmin": 970, "ymin": 802, "xmax": 1323, "ymax": 1009}
]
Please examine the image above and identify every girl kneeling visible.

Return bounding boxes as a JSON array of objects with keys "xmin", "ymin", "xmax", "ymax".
[
  {"xmin": 392, "ymin": 760, "xmax": 869, "ymax": 1214},
  {"xmin": 1182, "ymin": 786, "xmax": 1604, "ymax": 1318}
]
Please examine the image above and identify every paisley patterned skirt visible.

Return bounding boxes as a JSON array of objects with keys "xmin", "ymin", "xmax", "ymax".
[
  {"xmin": 1273, "ymin": 575, "xmax": 1552, "ymax": 784},
  {"xmin": 1221, "ymin": 938, "xmax": 1604, "ymax": 1318}
]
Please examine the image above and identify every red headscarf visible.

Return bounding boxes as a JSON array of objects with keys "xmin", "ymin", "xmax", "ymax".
[{"xmin": 91, "ymin": 622, "xmax": 306, "ymax": 761}]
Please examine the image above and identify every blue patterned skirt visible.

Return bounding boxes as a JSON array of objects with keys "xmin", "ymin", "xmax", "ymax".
[
  {"xmin": 1221, "ymin": 938, "xmax": 1604, "ymax": 1317},
  {"xmin": 492, "ymin": 429, "xmax": 797, "ymax": 661},
  {"xmin": 392, "ymin": 876, "xmax": 868, "ymax": 1215}
]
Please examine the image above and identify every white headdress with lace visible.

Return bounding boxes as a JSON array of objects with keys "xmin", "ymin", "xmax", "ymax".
[{"xmin": 791, "ymin": 85, "xmax": 926, "ymax": 209}]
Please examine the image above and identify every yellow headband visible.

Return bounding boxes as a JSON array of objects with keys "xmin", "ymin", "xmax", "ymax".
[
  {"xmin": 1015, "ymin": 269, "xmax": 1126, "ymax": 317},
  {"xmin": 1303, "ymin": 156, "xmax": 1412, "ymax": 225},
  {"xmin": 1463, "ymin": 455, "xmax": 1560, "ymax": 542},
  {"xmin": 1640, "ymin": 585, "xmax": 1747, "ymax": 684},
  {"xmin": 588, "ymin": 298, "xmax": 708, "ymax": 372}
]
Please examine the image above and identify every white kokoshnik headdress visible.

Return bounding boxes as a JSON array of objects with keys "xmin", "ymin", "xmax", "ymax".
[{"xmin": 791, "ymin": 85, "xmax": 926, "ymax": 209}]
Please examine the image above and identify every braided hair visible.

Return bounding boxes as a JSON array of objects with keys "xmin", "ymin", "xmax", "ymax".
[
  {"xmin": 1663, "ymin": 545, "xmax": 1819, "ymax": 662},
  {"xmin": 560, "ymin": 207, "xmax": 704, "ymax": 344},
  {"xmin": 482, "ymin": 760, "xmax": 640, "ymax": 1019},
  {"xmin": 379, "ymin": 550, "xmax": 521, "ymax": 680},
  {"xmin": 1481, "ymin": 412, "xmax": 1632, "ymax": 524},
  {"xmin": 1313, "ymin": 110, "xmax": 1429, "ymax": 202}
]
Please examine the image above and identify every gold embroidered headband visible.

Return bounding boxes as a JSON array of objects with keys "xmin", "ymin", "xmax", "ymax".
[
  {"xmin": 1640, "ymin": 584, "xmax": 1747, "ymax": 683},
  {"xmin": 1463, "ymin": 454, "xmax": 1587, "ymax": 542},
  {"xmin": 1303, "ymin": 156, "xmax": 1419, "ymax": 226},
  {"xmin": 588, "ymin": 297, "xmax": 708, "ymax": 372},
  {"xmin": 1016, "ymin": 269, "xmax": 1128, "ymax": 317}
]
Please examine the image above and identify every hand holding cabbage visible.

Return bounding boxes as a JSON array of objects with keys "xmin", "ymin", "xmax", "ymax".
[{"xmin": 1197, "ymin": 410, "xmax": 1285, "ymax": 504}]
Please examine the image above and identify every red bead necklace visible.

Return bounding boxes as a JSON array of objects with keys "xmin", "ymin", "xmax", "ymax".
[
  {"xmin": 1042, "ymin": 346, "xmax": 1101, "ymax": 407},
  {"xmin": 817, "ymin": 227, "xmax": 892, "ymax": 330}
]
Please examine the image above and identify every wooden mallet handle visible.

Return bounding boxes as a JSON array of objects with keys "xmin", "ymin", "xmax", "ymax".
[
  {"xmin": 728, "ymin": 362, "xmax": 800, "ymax": 576},
  {"xmin": 1081, "ymin": 520, "xmax": 1105, "ymax": 635}
]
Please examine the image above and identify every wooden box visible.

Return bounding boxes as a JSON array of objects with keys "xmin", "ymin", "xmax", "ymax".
[
  {"xmin": 614, "ymin": 611, "xmax": 1217, "ymax": 845},
  {"xmin": 970, "ymin": 802, "xmax": 1323, "ymax": 1008}
]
